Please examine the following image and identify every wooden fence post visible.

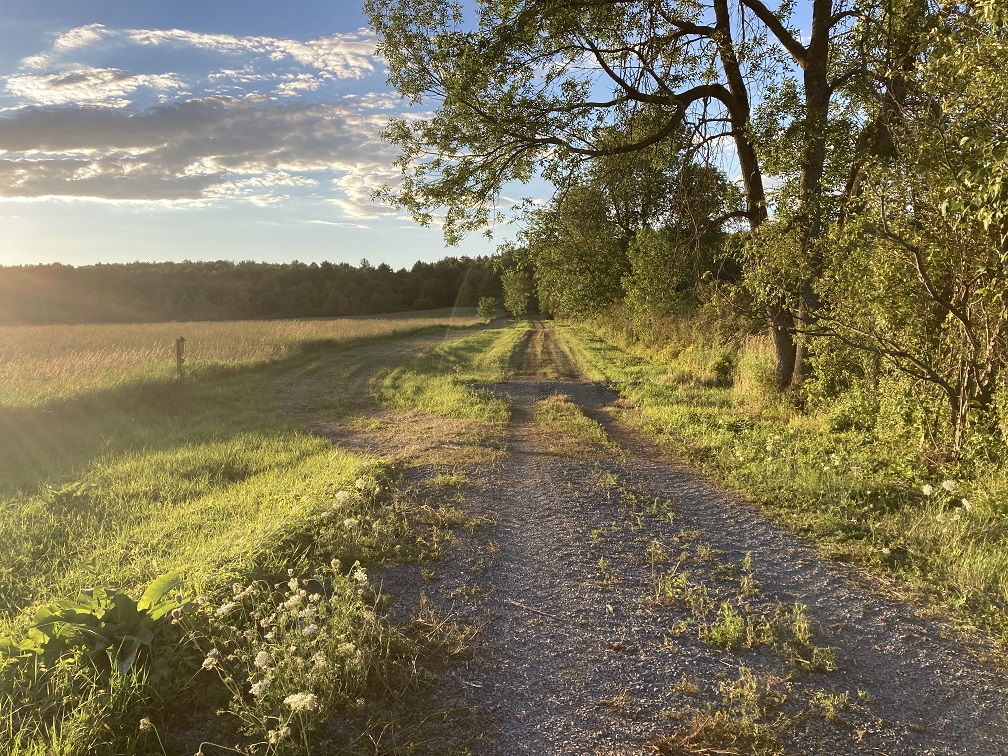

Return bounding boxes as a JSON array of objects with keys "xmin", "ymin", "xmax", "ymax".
[{"xmin": 176, "ymin": 336, "xmax": 186, "ymax": 381}]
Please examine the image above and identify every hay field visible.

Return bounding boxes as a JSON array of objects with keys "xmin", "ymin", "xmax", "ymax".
[{"xmin": 0, "ymin": 310, "xmax": 477, "ymax": 407}]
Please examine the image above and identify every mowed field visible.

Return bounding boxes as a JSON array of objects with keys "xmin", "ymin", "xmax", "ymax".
[{"xmin": 0, "ymin": 309, "xmax": 517, "ymax": 755}]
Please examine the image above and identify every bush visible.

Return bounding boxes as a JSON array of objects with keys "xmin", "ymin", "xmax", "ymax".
[{"xmin": 476, "ymin": 296, "xmax": 499, "ymax": 323}]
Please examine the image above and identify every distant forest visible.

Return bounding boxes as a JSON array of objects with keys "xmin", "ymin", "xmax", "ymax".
[{"xmin": 0, "ymin": 258, "xmax": 503, "ymax": 325}]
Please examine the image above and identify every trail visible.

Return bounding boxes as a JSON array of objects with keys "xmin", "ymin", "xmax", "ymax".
[{"xmin": 382, "ymin": 322, "xmax": 1008, "ymax": 755}]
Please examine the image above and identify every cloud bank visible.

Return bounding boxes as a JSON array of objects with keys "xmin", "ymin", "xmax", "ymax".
[{"xmin": 0, "ymin": 23, "xmax": 404, "ymax": 216}]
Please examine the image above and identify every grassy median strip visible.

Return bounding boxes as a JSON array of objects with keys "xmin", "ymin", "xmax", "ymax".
[{"xmin": 370, "ymin": 323, "xmax": 526, "ymax": 423}]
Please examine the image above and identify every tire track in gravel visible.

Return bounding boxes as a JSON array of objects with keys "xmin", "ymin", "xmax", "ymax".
[{"xmin": 383, "ymin": 323, "xmax": 1008, "ymax": 755}]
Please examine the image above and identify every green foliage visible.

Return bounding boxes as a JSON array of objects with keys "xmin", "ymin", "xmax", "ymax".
[
  {"xmin": 0, "ymin": 575, "xmax": 183, "ymax": 679},
  {"xmin": 810, "ymin": 1, "xmax": 1008, "ymax": 453},
  {"xmin": 500, "ymin": 268, "xmax": 534, "ymax": 319},
  {"xmin": 476, "ymin": 295, "xmax": 499, "ymax": 322},
  {"xmin": 0, "ymin": 257, "xmax": 502, "ymax": 325}
]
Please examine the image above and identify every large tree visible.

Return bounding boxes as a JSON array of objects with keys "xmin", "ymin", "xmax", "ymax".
[{"xmin": 366, "ymin": 0, "xmax": 864, "ymax": 387}]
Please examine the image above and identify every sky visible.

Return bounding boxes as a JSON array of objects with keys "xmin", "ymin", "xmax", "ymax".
[{"xmin": 0, "ymin": 1, "xmax": 506, "ymax": 268}]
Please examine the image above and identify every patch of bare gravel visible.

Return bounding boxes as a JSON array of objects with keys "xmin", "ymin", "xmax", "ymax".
[{"xmin": 379, "ymin": 378, "xmax": 1008, "ymax": 755}]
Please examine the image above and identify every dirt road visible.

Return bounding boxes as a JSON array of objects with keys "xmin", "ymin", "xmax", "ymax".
[{"xmin": 384, "ymin": 322, "xmax": 1008, "ymax": 754}]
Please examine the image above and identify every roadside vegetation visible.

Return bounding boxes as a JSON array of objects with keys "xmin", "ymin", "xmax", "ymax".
[
  {"xmin": 0, "ymin": 312, "xmax": 489, "ymax": 755},
  {"xmin": 563, "ymin": 317, "xmax": 1008, "ymax": 644},
  {"xmin": 0, "ymin": 312, "xmax": 476, "ymax": 407}
]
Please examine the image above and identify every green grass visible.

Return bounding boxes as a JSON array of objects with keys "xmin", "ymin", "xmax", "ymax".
[
  {"xmin": 532, "ymin": 394, "xmax": 613, "ymax": 454},
  {"xmin": 0, "ymin": 317, "xmax": 487, "ymax": 755},
  {"xmin": 563, "ymin": 322, "xmax": 1008, "ymax": 644},
  {"xmin": 371, "ymin": 324, "xmax": 527, "ymax": 422}
]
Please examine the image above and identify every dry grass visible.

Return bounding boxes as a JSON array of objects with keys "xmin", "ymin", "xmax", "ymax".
[{"xmin": 0, "ymin": 311, "xmax": 477, "ymax": 407}]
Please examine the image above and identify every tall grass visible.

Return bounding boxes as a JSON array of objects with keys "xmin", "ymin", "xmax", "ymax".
[
  {"xmin": 563, "ymin": 320, "xmax": 1008, "ymax": 642},
  {"xmin": 0, "ymin": 310, "xmax": 478, "ymax": 407}
]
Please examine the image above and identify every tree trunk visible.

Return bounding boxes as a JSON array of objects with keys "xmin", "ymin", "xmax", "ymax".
[
  {"xmin": 769, "ymin": 304, "xmax": 798, "ymax": 390},
  {"xmin": 791, "ymin": 0, "xmax": 833, "ymax": 387}
]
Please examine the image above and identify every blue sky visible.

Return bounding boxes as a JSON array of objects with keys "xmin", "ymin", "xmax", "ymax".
[{"xmin": 0, "ymin": 1, "xmax": 505, "ymax": 267}]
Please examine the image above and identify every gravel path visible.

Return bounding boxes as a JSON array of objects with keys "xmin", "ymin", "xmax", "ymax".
[{"xmin": 380, "ymin": 329, "xmax": 1008, "ymax": 755}]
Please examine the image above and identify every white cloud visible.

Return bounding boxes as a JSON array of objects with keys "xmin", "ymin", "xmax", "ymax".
[
  {"xmin": 7, "ymin": 67, "xmax": 184, "ymax": 107},
  {"xmin": 0, "ymin": 23, "xmax": 400, "ymax": 220},
  {"xmin": 0, "ymin": 97, "xmax": 401, "ymax": 211}
]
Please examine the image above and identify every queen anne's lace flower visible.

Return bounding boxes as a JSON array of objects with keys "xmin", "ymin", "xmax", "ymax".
[
  {"xmin": 284, "ymin": 692, "xmax": 318, "ymax": 712},
  {"xmin": 941, "ymin": 480, "xmax": 958, "ymax": 492},
  {"xmin": 921, "ymin": 484, "xmax": 934, "ymax": 496},
  {"xmin": 254, "ymin": 650, "xmax": 270, "ymax": 669}
]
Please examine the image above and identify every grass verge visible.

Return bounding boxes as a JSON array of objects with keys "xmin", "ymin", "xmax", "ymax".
[
  {"xmin": 0, "ymin": 320, "xmax": 486, "ymax": 755},
  {"xmin": 563, "ymin": 322, "xmax": 1008, "ymax": 645}
]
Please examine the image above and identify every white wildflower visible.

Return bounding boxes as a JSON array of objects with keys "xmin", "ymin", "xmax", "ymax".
[
  {"xmin": 351, "ymin": 562, "xmax": 367, "ymax": 585},
  {"xmin": 250, "ymin": 679, "xmax": 269, "ymax": 697},
  {"xmin": 330, "ymin": 559, "xmax": 341, "ymax": 571},
  {"xmin": 309, "ymin": 593, "xmax": 322, "ymax": 603},
  {"xmin": 311, "ymin": 651, "xmax": 327, "ymax": 668},
  {"xmin": 288, "ymin": 577, "xmax": 300, "ymax": 592},
  {"xmin": 941, "ymin": 480, "xmax": 958, "ymax": 492},
  {"xmin": 335, "ymin": 491, "xmax": 351, "ymax": 504},
  {"xmin": 264, "ymin": 630, "xmax": 275, "ymax": 640},
  {"xmin": 962, "ymin": 498, "xmax": 973, "ymax": 511},
  {"xmin": 216, "ymin": 601, "xmax": 237, "ymax": 617},
  {"xmin": 202, "ymin": 649, "xmax": 220, "ymax": 670},
  {"xmin": 922, "ymin": 484, "xmax": 934, "ymax": 496},
  {"xmin": 935, "ymin": 513, "xmax": 947, "ymax": 523},
  {"xmin": 320, "ymin": 511, "xmax": 333, "ymax": 520},
  {"xmin": 303, "ymin": 624, "xmax": 318, "ymax": 637},
  {"xmin": 284, "ymin": 692, "xmax": 318, "ymax": 712},
  {"xmin": 338, "ymin": 642, "xmax": 357, "ymax": 657},
  {"xmin": 343, "ymin": 517, "xmax": 359, "ymax": 529},
  {"xmin": 268, "ymin": 725, "xmax": 291, "ymax": 744},
  {"xmin": 284, "ymin": 594, "xmax": 303, "ymax": 610},
  {"xmin": 254, "ymin": 650, "xmax": 270, "ymax": 669},
  {"xmin": 355, "ymin": 477, "xmax": 368, "ymax": 491},
  {"xmin": 139, "ymin": 717, "xmax": 153, "ymax": 733}
]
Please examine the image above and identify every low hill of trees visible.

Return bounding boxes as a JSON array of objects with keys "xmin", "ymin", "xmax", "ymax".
[{"xmin": 0, "ymin": 257, "xmax": 502, "ymax": 325}]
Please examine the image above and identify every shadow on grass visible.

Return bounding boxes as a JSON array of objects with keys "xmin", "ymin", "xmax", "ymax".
[{"xmin": 1, "ymin": 323, "xmax": 476, "ymax": 499}]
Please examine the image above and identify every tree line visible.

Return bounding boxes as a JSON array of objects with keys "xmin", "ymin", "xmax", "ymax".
[
  {"xmin": 367, "ymin": 0, "xmax": 1008, "ymax": 455},
  {"xmin": 0, "ymin": 257, "xmax": 502, "ymax": 326}
]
